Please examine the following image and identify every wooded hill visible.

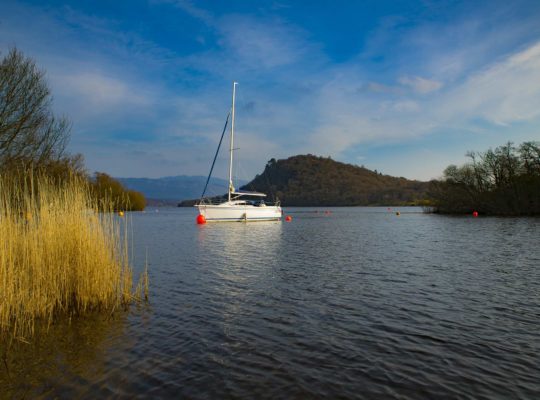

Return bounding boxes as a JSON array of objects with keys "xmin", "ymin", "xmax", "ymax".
[{"xmin": 240, "ymin": 155, "xmax": 429, "ymax": 206}]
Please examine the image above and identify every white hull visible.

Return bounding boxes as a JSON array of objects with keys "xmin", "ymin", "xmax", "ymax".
[{"xmin": 196, "ymin": 203, "xmax": 282, "ymax": 222}]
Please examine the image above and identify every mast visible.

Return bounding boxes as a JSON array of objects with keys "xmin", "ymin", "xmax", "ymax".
[{"xmin": 228, "ymin": 81, "xmax": 237, "ymax": 202}]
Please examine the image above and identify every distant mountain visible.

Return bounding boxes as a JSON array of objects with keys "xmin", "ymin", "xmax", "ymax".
[
  {"xmin": 117, "ymin": 175, "xmax": 246, "ymax": 201},
  {"xmin": 239, "ymin": 155, "xmax": 430, "ymax": 206}
]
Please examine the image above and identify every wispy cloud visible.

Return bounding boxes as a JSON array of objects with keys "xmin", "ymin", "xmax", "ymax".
[
  {"xmin": 57, "ymin": 72, "xmax": 151, "ymax": 108},
  {"xmin": 1, "ymin": 0, "xmax": 539, "ymax": 180},
  {"xmin": 398, "ymin": 76, "xmax": 443, "ymax": 94},
  {"xmin": 216, "ymin": 15, "xmax": 310, "ymax": 69},
  {"xmin": 438, "ymin": 40, "xmax": 540, "ymax": 126},
  {"xmin": 161, "ymin": 0, "xmax": 215, "ymax": 26},
  {"xmin": 306, "ymin": 37, "xmax": 540, "ymax": 178}
]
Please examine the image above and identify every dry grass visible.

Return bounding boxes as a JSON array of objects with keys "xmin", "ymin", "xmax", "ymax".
[{"xmin": 0, "ymin": 172, "xmax": 147, "ymax": 341}]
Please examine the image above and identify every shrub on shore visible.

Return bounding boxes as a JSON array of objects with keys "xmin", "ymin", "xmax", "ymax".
[
  {"xmin": 428, "ymin": 141, "xmax": 540, "ymax": 215},
  {"xmin": 0, "ymin": 172, "xmax": 147, "ymax": 341},
  {"xmin": 91, "ymin": 172, "xmax": 146, "ymax": 211}
]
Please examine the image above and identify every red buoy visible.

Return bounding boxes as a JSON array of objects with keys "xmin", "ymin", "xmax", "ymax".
[
  {"xmin": 285, "ymin": 215, "xmax": 292, "ymax": 222},
  {"xmin": 196, "ymin": 214, "xmax": 207, "ymax": 224},
  {"xmin": 472, "ymin": 211, "xmax": 479, "ymax": 217}
]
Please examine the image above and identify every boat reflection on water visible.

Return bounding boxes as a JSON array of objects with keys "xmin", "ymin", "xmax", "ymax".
[
  {"xmin": 195, "ymin": 220, "xmax": 283, "ymax": 297},
  {"xmin": 194, "ymin": 220, "xmax": 285, "ymax": 364},
  {"xmin": 196, "ymin": 220, "xmax": 283, "ymax": 282}
]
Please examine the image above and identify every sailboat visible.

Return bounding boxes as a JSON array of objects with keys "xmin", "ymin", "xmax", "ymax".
[{"xmin": 195, "ymin": 82, "xmax": 282, "ymax": 222}]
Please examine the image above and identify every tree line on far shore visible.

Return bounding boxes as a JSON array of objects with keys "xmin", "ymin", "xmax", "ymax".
[
  {"xmin": 429, "ymin": 141, "xmax": 540, "ymax": 215},
  {"xmin": 239, "ymin": 144, "xmax": 540, "ymax": 215},
  {"xmin": 186, "ymin": 143, "xmax": 540, "ymax": 216},
  {"xmin": 0, "ymin": 48, "xmax": 145, "ymax": 211}
]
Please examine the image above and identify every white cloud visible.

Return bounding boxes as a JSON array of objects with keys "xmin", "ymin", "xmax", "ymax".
[
  {"xmin": 365, "ymin": 82, "xmax": 403, "ymax": 94},
  {"xmin": 162, "ymin": 0, "xmax": 313, "ymax": 72},
  {"xmin": 3, "ymin": 0, "xmax": 540, "ymax": 180},
  {"xmin": 438, "ymin": 40, "xmax": 540, "ymax": 125},
  {"xmin": 217, "ymin": 15, "xmax": 308, "ymax": 69},
  {"xmin": 56, "ymin": 72, "xmax": 150, "ymax": 108},
  {"xmin": 160, "ymin": 0, "xmax": 215, "ymax": 26},
  {"xmin": 399, "ymin": 76, "xmax": 443, "ymax": 94},
  {"xmin": 392, "ymin": 100, "xmax": 420, "ymax": 112},
  {"xmin": 306, "ymin": 39, "xmax": 540, "ymax": 164}
]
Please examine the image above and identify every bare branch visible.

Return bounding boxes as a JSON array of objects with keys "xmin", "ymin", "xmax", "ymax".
[{"xmin": 0, "ymin": 48, "xmax": 70, "ymax": 167}]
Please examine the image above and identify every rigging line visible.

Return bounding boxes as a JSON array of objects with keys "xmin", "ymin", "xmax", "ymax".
[{"xmin": 200, "ymin": 112, "xmax": 230, "ymax": 200}]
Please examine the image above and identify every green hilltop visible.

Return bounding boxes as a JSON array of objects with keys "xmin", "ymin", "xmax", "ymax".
[{"xmin": 240, "ymin": 154, "xmax": 429, "ymax": 207}]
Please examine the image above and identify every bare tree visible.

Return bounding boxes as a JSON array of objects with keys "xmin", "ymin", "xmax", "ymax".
[
  {"xmin": 519, "ymin": 141, "xmax": 540, "ymax": 175},
  {"xmin": 431, "ymin": 141, "xmax": 540, "ymax": 215},
  {"xmin": 0, "ymin": 48, "xmax": 71, "ymax": 167}
]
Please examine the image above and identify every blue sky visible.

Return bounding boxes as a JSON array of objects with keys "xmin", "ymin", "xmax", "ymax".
[{"xmin": 2, "ymin": 0, "xmax": 540, "ymax": 181}]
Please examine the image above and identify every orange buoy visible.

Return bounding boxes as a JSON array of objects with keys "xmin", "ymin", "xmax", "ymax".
[
  {"xmin": 196, "ymin": 214, "xmax": 207, "ymax": 224},
  {"xmin": 118, "ymin": 211, "xmax": 125, "ymax": 217},
  {"xmin": 472, "ymin": 211, "xmax": 479, "ymax": 217},
  {"xmin": 285, "ymin": 215, "xmax": 292, "ymax": 222}
]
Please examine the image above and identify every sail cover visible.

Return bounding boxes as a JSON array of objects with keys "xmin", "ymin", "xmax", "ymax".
[{"xmin": 232, "ymin": 191, "xmax": 267, "ymax": 197}]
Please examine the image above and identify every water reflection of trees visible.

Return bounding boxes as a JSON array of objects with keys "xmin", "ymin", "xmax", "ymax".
[{"xmin": 1, "ymin": 312, "xmax": 129, "ymax": 398}]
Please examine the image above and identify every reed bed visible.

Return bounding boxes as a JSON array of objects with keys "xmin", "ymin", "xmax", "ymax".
[{"xmin": 0, "ymin": 173, "xmax": 147, "ymax": 341}]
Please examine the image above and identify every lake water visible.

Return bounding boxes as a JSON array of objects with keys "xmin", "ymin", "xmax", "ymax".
[{"xmin": 2, "ymin": 207, "xmax": 539, "ymax": 399}]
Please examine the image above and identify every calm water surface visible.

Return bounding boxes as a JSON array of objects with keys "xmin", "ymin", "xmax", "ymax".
[{"xmin": 2, "ymin": 207, "xmax": 540, "ymax": 399}]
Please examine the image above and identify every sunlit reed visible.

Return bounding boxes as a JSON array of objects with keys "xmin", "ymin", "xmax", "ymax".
[{"xmin": 0, "ymin": 173, "xmax": 147, "ymax": 341}]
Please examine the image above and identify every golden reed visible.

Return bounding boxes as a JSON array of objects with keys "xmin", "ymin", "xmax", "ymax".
[{"xmin": 0, "ymin": 172, "xmax": 147, "ymax": 341}]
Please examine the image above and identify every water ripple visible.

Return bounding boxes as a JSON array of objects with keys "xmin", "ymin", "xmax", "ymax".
[{"xmin": 2, "ymin": 208, "xmax": 539, "ymax": 399}]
